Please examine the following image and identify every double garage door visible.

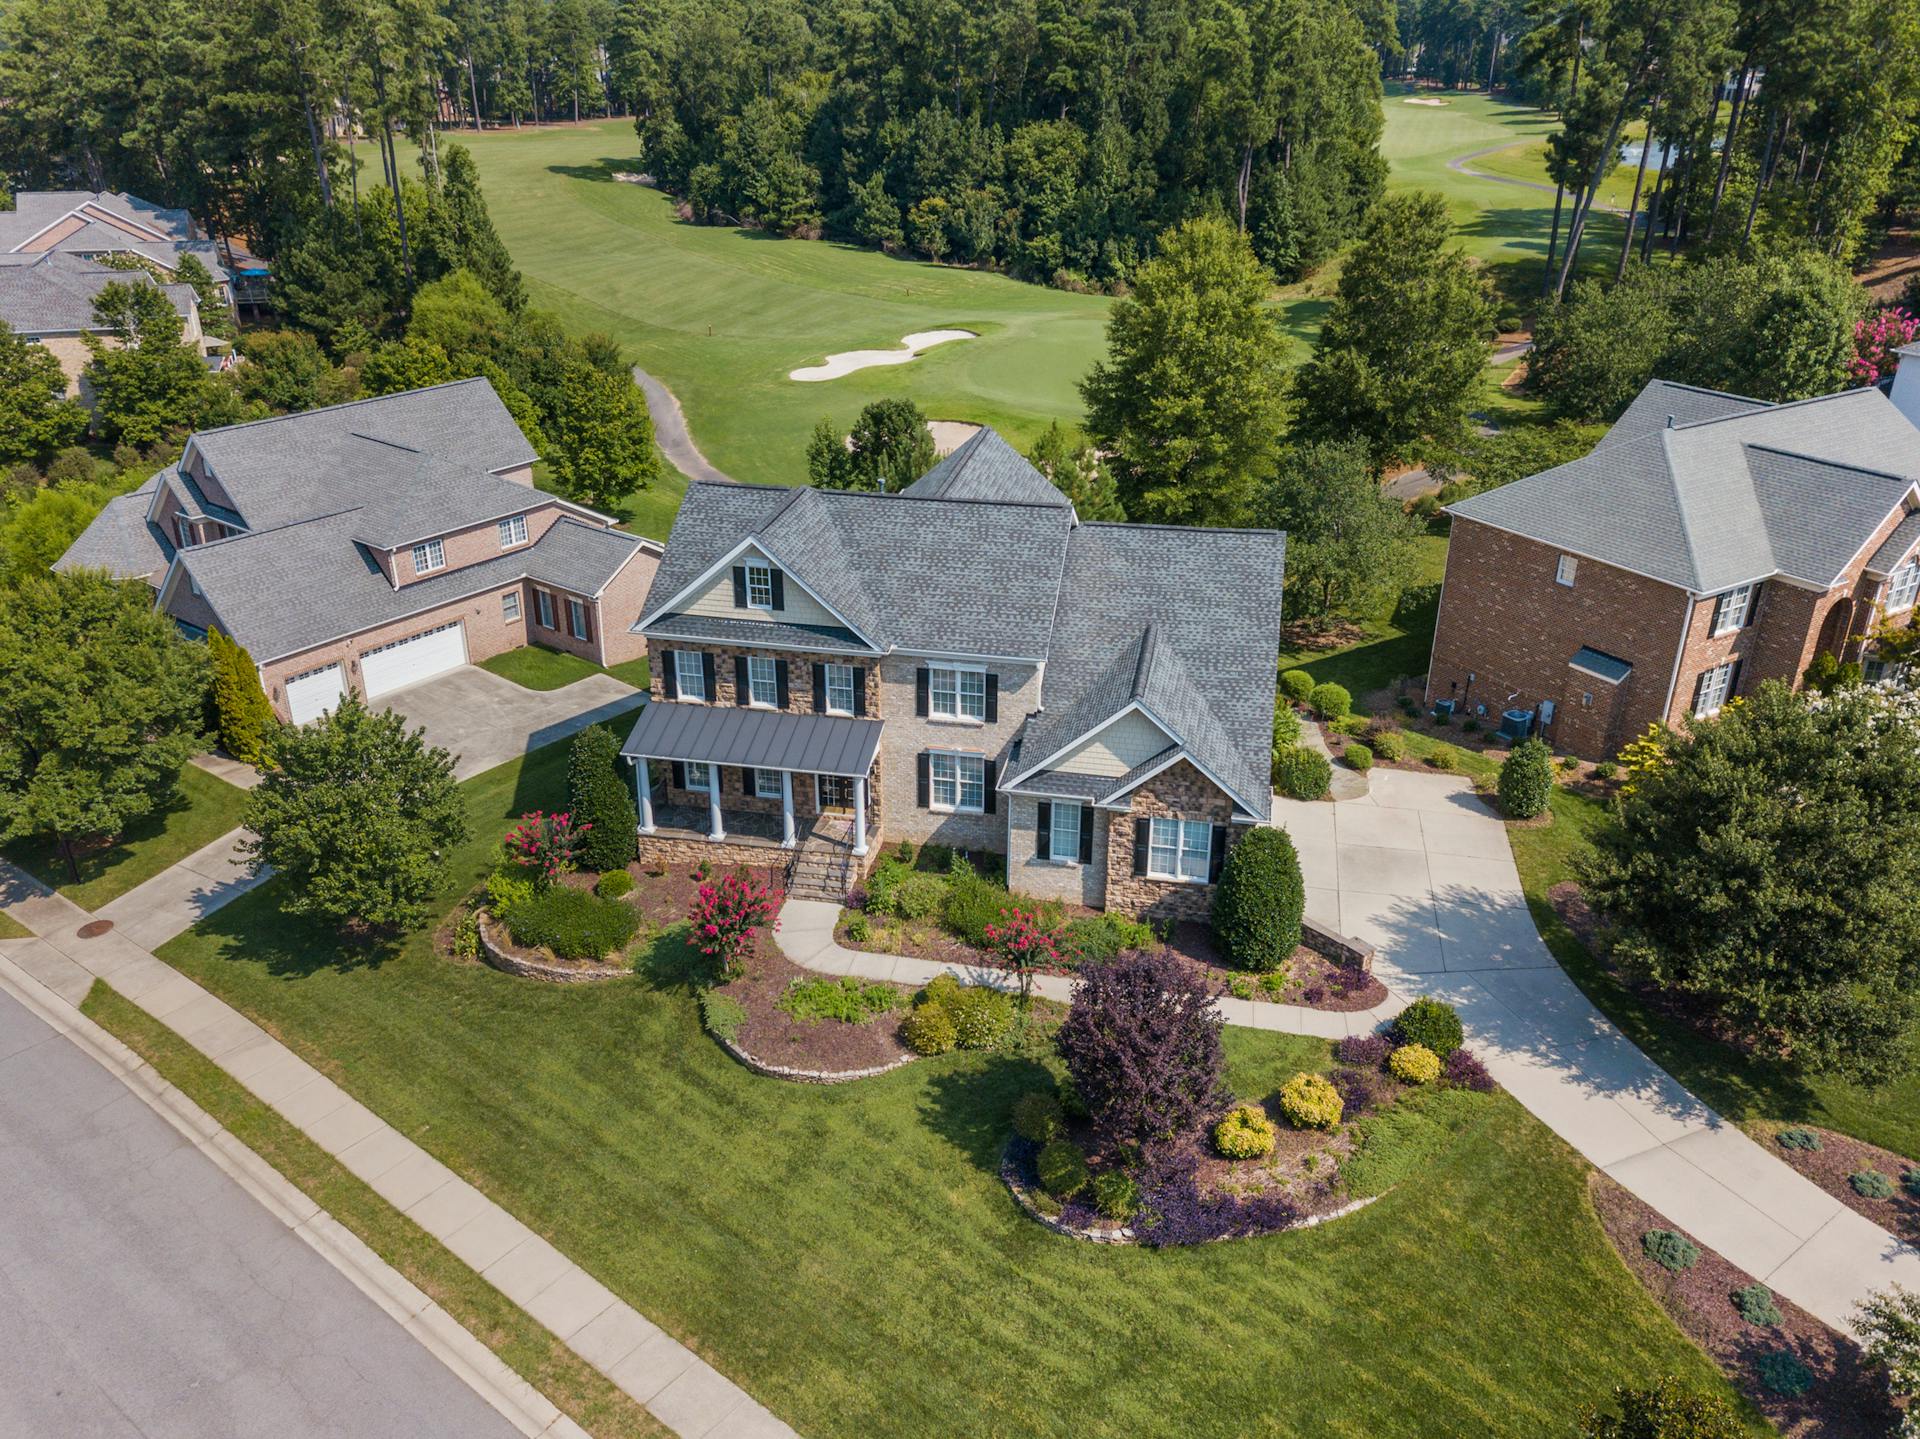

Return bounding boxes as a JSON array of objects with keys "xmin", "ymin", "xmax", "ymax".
[{"xmin": 283, "ymin": 621, "xmax": 468, "ymax": 725}]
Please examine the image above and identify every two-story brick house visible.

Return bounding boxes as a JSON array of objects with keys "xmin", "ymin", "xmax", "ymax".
[
  {"xmin": 1427, "ymin": 360, "xmax": 1920, "ymax": 759},
  {"xmin": 56, "ymin": 379, "xmax": 661, "ymax": 720},
  {"xmin": 619, "ymin": 428, "xmax": 1286, "ymax": 919}
]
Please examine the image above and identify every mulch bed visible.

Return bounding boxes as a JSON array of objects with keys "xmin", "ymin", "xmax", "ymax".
[
  {"xmin": 1767, "ymin": 1123, "xmax": 1920, "ymax": 1246},
  {"xmin": 1589, "ymin": 1173, "xmax": 1895, "ymax": 1438},
  {"xmin": 627, "ymin": 858, "xmax": 785, "ymax": 928},
  {"xmin": 710, "ymin": 944, "xmax": 915, "ymax": 1075},
  {"xmin": 838, "ymin": 913, "xmax": 1001, "ymax": 972},
  {"xmin": 1161, "ymin": 921, "xmax": 1388, "ymax": 1012}
]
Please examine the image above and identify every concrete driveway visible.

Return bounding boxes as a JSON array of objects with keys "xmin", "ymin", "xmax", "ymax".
[{"xmin": 376, "ymin": 666, "xmax": 644, "ymax": 780}]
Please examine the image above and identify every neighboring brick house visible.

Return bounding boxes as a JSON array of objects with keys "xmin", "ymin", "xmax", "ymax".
[
  {"xmin": 0, "ymin": 191, "xmax": 234, "ymax": 303},
  {"xmin": 0, "ymin": 250, "xmax": 215, "ymax": 399},
  {"xmin": 56, "ymin": 379, "xmax": 662, "ymax": 721},
  {"xmin": 619, "ymin": 428, "xmax": 1285, "ymax": 921},
  {"xmin": 1427, "ymin": 364, "xmax": 1920, "ymax": 759}
]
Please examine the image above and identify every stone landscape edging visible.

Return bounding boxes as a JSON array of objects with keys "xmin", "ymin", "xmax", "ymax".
[
  {"xmin": 708, "ymin": 1026, "xmax": 919, "ymax": 1085},
  {"xmin": 475, "ymin": 911, "xmax": 631, "ymax": 984}
]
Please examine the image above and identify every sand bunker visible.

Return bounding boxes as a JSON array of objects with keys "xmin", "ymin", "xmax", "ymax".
[
  {"xmin": 1402, "ymin": 97, "xmax": 1449, "ymax": 106},
  {"xmin": 927, "ymin": 420, "xmax": 982, "ymax": 455},
  {"xmin": 789, "ymin": 329, "xmax": 977, "ymax": 382}
]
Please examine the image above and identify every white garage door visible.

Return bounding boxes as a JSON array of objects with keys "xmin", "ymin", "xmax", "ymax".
[
  {"xmin": 360, "ymin": 621, "xmax": 468, "ymax": 699},
  {"xmin": 285, "ymin": 663, "xmax": 346, "ymax": 725}
]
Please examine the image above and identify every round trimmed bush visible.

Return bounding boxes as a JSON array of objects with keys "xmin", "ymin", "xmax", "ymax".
[
  {"xmin": 1641, "ymin": 1229, "xmax": 1700, "ymax": 1271},
  {"xmin": 1497, "ymin": 737, "xmax": 1554, "ymax": 819},
  {"xmin": 1579, "ymin": 1380, "xmax": 1744, "ymax": 1438},
  {"xmin": 1092, "ymin": 1170, "xmax": 1140, "ymax": 1221},
  {"xmin": 1037, "ymin": 1140, "xmax": 1091, "ymax": 1198},
  {"xmin": 1013, "ymin": 1090, "xmax": 1066, "ymax": 1143},
  {"xmin": 594, "ymin": 869, "xmax": 634, "ymax": 899},
  {"xmin": 1426, "ymin": 747, "xmax": 1457, "ymax": 770},
  {"xmin": 1753, "ymin": 1348, "xmax": 1814, "ymax": 1398},
  {"xmin": 1333, "ymin": 713, "xmax": 1371, "ymax": 738},
  {"xmin": 1309, "ymin": 682, "xmax": 1351, "ymax": 720},
  {"xmin": 1273, "ymin": 745, "xmax": 1332, "ymax": 800},
  {"xmin": 891, "ymin": 872, "xmax": 949, "ymax": 920},
  {"xmin": 1389, "ymin": 1043, "xmax": 1441, "ymax": 1084},
  {"xmin": 948, "ymin": 985, "xmax": 1013, "ymax": 1049},
  {"xmin": 1211, "ymin": 828, "xmax": 1304, "ymax": 972},
  {"xmin": 1775, "ymin": 1127, "xmax": 1823, "ymax": 1151},
  {"xmin": 1280, "ymin": 669, "xmax": 1315, "ymax": 703},
  {"xmin": 1273, "ymin": 704, "xmax": 1301, "ymax": 749},
  {"xmin": 1591, "ymin": 760, "xmax": 1618, "ymax": 780},
  {"xmin": 1213, "ymin": 1104, "xmax": 1277, "ymax": 1159},
  {"xmin": 1372, "ymin": 730, "xmax": 1406, "ymax": 762},
  {"xmin": 1278, "ymin": 1072, "xmax": 1344, "ymax": 1130},
  {"xmin": 1393, "ymin": 997, "xmax": 1464, "ymax": 1057},
  {"xmin": 899, "ymin": 1005, "xmax": 956, "ymax": 1055},
  {"xmin": 1344, "ymin": 742, "xmax": 1373, "ymax": 772},
  {"xmin": 1733, "ymin": 1283, "xmax": 1782, "ymax": 1327},
  {"xmin": 504, "ymin": 886, "xmax": 639, "ymax": 961},
  {"xmin": 1851, "ymin": 1168, "xmax": 1896, "ymax": 1199}
]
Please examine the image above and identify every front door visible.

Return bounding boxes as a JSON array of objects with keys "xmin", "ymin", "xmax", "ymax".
[{"xmin": 815, "ymin": 774, "xmax": 855, "ymax": 813}]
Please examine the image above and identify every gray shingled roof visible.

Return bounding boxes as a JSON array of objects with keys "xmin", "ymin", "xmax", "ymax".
[
  {"xmin": 1869, "ymin": 509, "xmax": 1920, "ymax": 575},
  {"xmin": 643, "ymin": 613, "xmax": 870, "ymax": 654},
  {"xmin": 0, "ymin": 251, "xmax": 195, "ymax": 334},
  {"xmin": 52, "ymin": 474, "xmax": 172, "ymax": 582},
  {"xmin": 1452, "ymin": 382, "xmax": 1920, "ymax": 591},
  {"xmin": 1594, "ymin": 379, "xmax": 1768, "ymax": 451},
  {"xmin": 620, "ymin": 701, "xmax": 882, "ymax": 777},
  {"xmin": 0, "ymin": 191, "xmax": 231, "ymax": 285},
  {"xmin": 1569, "ymin": 647, "xmax": 1632, "ymax": 684},
  {"xmin": 179, "ymin": 516, "xmax": 645, "ymax": 661},
  {"xmin": 900, "ymin": 428, "xmax": 1070, "ymax": 507}
]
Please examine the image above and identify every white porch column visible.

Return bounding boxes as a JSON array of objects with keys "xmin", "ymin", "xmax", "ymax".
[
  {"xmin": 779, "ymin": 771, "xmax": 796, "ymax": 848},
  {"xmin": 852, "ymin": 775, "xmax": 869, "ymax": 857},
  {"xmin": 707, "ymin": 768, "xmax": 726, "ymax": 841},
  {"xmin": 635, "ymin": 760, "xmax": 655, "ymax": 834}
]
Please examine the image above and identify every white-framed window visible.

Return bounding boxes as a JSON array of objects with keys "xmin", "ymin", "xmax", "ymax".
[
  {"xmin": 502, "ymin": 591, "xmax": 521, "ymax": 622},
  {"xmin": 1555, "ymin": 554, "xmax": 1577, "ymax": 587},
  {"xmin": 175, "ymin": 515, "xmax": 194, "ymax": 548},
  {"xmin": 929, "ymin": 665, "xmax": 987, "ymax": 722},
  {"xmin": 746, "ymin": 655, "xmax": 779, "ymax": 707},
  {"xmin": 534, "ymin": 588, "xmax": 556, "ymax": 629},
  {"xmin": 1711, "ymin": 582, "xmax": 1757, "ymax": 635},
  {"xmin": 567, "ymin": 597, "xmax": 590, "ymax": 639},
  {"xmin": 1049, "ymin": 801, "xmax": 1082, "ymax": 863},
  {"xmin": 411, "ymin": 537, "xmax": 446, "ymax": 574},
  {"xmin": 1692, "ymin": 661, "xmax": 1737, "ymax": 717},
  {"xmin": 928, "ymin": 752, "xmax": 986, "ymax": 812},
  {"xmin": 824, "ymin": 662, "xmax": 856, "ymax": 715},
  {"xmin": 1147, "ymin": 817, "xmax": 1212, "ymax": 882},
  {"xmin": 754, "ymin": 769, "xmax": 784, "ymax": 800},
  {"xmin": 744, "ymin": 559, "xmax": 774, "ymax": 610},
  {"xmin": 674, "ymin": 649, "xmax": 707, "ymax": 700},
  {"xmin": 1888, "ymin": 558, "xmax": 1920, "ymax": 613},
  {"xmin": 683, "ymin": 761, "xmax": 712, "ymax": 791},
  {"xmin": 498, "ymin": 513, "xmax": 528, "ymax": 548}
]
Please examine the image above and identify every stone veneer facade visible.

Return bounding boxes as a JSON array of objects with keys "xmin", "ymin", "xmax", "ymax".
[{"xmin": 1101, "ymin": 761, "xmax": 1245, "ymax": 923}]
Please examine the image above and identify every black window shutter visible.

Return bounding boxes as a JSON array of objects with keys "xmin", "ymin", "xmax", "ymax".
[
  {"xmin": 1690, "ymin": 669, "xmax": 1709, "ymax": 714},
  {"xmin": 701, "ymin": 652, "xmax": 715, "ymax": 698},
  {"xmin": 1078, "ymin": 810, "xmax": 1094, "ymax": 865},
  {"xmin": 581, "ymin": 603, "xmax": 594, "ymax": 643},
  {"xmin": 1711, "ymin": 593, "xmax": 1729, "ymax": 631},
  {"xmin": 985, "ymin": 673, "xmax": 999, "ymax": 723},
  {"xmin": 852, "ymin": 668, "xmax": 867, "ymax": 717},
  {"xmin": 770, "ymin": 570, "xmax": 785, "ymax": 611},
  {"xmin": 1745, "ymin": 583, "xmax": 1762, "ymax": 628},
  {"xmin": 983, "ymin": 759, "xmax": 997, "ymax": 813},
  {"xmin": 811, "ymin": 663, "xmax": 826, "ymax": 713},
  {"xmin": 915, "ymin": 668, "xmax": 929, "ymax": 716},
  {"xmin": 734, "ymin": 654, "xmax": 749, "ymax": 705},
  {"xmin": 662, "ymin": 653, "xmax": 678, "ymax": 699},
  {"xmin": 671, "ymin": 760, "xmax": 686, "ymax": 789},
  {"xmin": 740, "ymin": 767, "xmax": 755, "ymax": 794},
  {"xmin": 916, "ymin": 752, "xmax": 930, "ymax": 807},
  {"xmin": 731, "ymin": 566, "xmax": 747, "ymax": 607},
  {"xmin": 776, "ymin": 660, "xmax": 790, "ymax": 710},
  {"xmin": 1209, "ymin": 825, "xmax": 1227, "ymax": 883},
  {"xmin": 1035, "ymin": 801, "xmax": 1052, "ymax": 859},
  {"xmin": 1728, "ymin": 660, "xmax": 1743, "ymax": 699},
  {"xmin": 1132, "ymin": 818, "xmax": 1150, "ymax": 876}
]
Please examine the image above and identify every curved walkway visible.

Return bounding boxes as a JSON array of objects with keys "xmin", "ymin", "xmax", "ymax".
[
  {"xmin": 1448, "ymin": 141, "xmax": 1626, "ymax": 213},
  {"xmin": 632, "ymin": 367, "xmax": 732, "ymax": 486},
  {"xmin": 778, "ymin": 766, "xmax": 1918, "ymax": 1332}
]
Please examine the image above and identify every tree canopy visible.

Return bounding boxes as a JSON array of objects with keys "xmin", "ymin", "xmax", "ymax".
[
  {"xmin": 807, "ymin": 399, "xmax": 936, "ymax": 492},
  {"xmin": 1256, "ymin": 438, "xmax": 1422, "ymax": 622},
  {"xmin": 0, "ymin": 322, "xmax": 88, "ymax": 465}
]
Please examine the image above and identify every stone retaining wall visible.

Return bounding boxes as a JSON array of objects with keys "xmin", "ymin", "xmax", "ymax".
[
  {"xmin": 639, "ymin": 833, "xmax": 788, "ymax": 878},
  {"xmin": 475, "ymin": 911, "xmax": 629, "ymax": 983},
  {"xmin": 710, "ymin": 1029, "xmax": 918, "ymax": 1085},
  {"xmin": 1303, "ymin": 918, "xmax": 1375, "ymax": 975}
]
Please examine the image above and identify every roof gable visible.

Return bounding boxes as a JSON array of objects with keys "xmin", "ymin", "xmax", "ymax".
[{"xmin": 900, "ymin": 429, "xmax": 1070, "ymax": 508}]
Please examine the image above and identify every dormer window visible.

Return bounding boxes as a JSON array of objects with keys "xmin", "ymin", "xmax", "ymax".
[
  {"xmin": 744, "ymin": 560, "xmax": 774, "ymax": 610},
  {"xmin": 499, "ymin": 514, "xmax": 528, "ymax": 548},
  {"xmin": 1889, "ymin": 558, "xmax": 1920, "ymax": 613},
  {"xmin": 411, "ymin": 537, "xmax": 446, "ymax": 575}
]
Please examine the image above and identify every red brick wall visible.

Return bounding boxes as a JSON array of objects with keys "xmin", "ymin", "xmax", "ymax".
[{"xmin": 594, "ymin": 549, "xmax": 659, "ymax": 666}]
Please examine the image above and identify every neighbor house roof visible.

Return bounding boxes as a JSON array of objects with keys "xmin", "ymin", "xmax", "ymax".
[
  {"xmin": 899, "ymin": 428, "xmax": 1071, "ymax": 508},
  {"xmin": 52, "ymin": 474, "xmax": 172, "ymax": 582},
  {"xmin": 1450, "ymin": 382, "xmax": 1920, "ymax": 592},
  {"xmin": 0, "ymin": 251, "xmax": 195, "ymax": 334},
  {"xmin": 1569, "ymin": 646, "xmax": 1633, "ymax": 684},
  {"xmin": 0, "ymin": 191, "xmax": 230, "ymax": 284}
]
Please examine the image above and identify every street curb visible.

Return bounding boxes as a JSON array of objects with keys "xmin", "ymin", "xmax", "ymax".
[{"xmin": 0, "ymin": 953, "xmax": 588, "ymax": 1439}]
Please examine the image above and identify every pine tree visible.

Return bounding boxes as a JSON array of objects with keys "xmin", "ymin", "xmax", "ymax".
[{"xmin": 567, "ymin": 723, "xmax": 637, "ymax": 872}]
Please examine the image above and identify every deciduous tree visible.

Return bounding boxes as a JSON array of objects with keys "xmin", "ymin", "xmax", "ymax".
[
  {"xmin": 1256, "ymin": 438, "xmax": 1420, "ymax": 622},
  {"xmin": 0, "ymin": 322, "xmax": 88, "ymax": 464},
  {"xmin": 1056, "ymin": 949, "xmax": 1228, "ymax": 1142},
  {"xmin": 543, "ymin": 358, "xmax": 658, "ymax": 512}
]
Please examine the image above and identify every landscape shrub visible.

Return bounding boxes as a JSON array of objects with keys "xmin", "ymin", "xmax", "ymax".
[
  {"xmin": 1212, "ymin": 827, "xmax": 1305, "ymax": 971},
  {"xmin": 1393, "ymin": 997, "xmax": 1464, "ymax": 1056},
  {"xmin": 699, "ymin": 991, "xmax": 747, "ymax": 1044},
  {"xmin": 947, "ymin": 985, "xmax": 1014, "ymax": 1049},
  {"xmin": 1328, "ymin": 1066, "xmax": 1387, "ymax": 1116},
  {"xmin": 899, "ymin": 1004, "xmax": 957, "ymax": 1055},
  {"xmin": 1775, "ymin": 1127, "xmax": 1823, "ymax": 1151},
  {"xmin": 503, "ymin": 809, "xmax": 588, "ymax": 888},
  {"xmin": 1061, "ymin": 912, "xmax": 1156, "ymax": 964},
  {"xmin": 451, "ymin": 910, "xmax": 480, "ymax": 961},
  {"xmin": 1442, "ymin": 1048, "xmax": 1495, "ymax": 1092},
  {"xmin": 485, "ymin": 870, "xmax": 536, "ymax": 920},
  {"xmin": 844, "ymin": 912, "xmax": 871, "ymax": 943},
  {"xmin": 1059, "ymin": 1077, "xmax": 1091, "ymax": 1120},
  {"xmin": 777, "ymin": 976, "xmax": 900, "ymax": 1024},
  {"xmin": 1278, "ymin": 1072, "xmax": 1344, "ymax": 1130},
  {"xmin": 1333, "ymin": 713, "xmax": 1371, "ymax": 738},
  {"xmin": 1213, "ymin": 1104, "xmax": 1277, "ymax": 1158},
  {"xmin": 944, "ymin": 865, "xmax": 1018, "ymax": 945},
  {"xmin": 1037, "ymin": 1140, "xmax": 1091, "ymax": 1198},
  {"xmin": 504, "ymin": 885, "xmax": 640, "ymax": 960},
  {"xmin": 1134, "ymin": 1149, "xmax": 1300, "ymax": 1247},
  {"xmin": 686, "ymin": 869, "xmax": 780, "ymax": 980},
  {"xmin": 1344, "ymin": 743, "xmax": 1373, "ymax": 772},
  {"xmin": 594, "ymin": 869, "xmax": 634, "ymax": 899},
  {"xmin": 1641, "ymin": 1230, "xmax": 1700, "ymax": 1272},
  {"xmin": 1575, "ymin": 1376, "xmax": 1744, "ymax": 1438},
  {"xmin": 1273, "ymin": 704, "xmax": 1301, "ymax": 748},
  {"xmin": 1426, "ymin": 748, "xmax": 1457, "ymax": 770},
  {"xmin": 1462, "ymin": 718, "xmax": 1481, "ymax": 734},
  {"xmin": 891, "ymin": 872, "xmax": 949, "ymax": 920},
  {"xmin": 1273, "ymin": 745, "xmax": 1332, "ymax": 800},
  {"xmin": 1388, "ymin": 1043, "xmax": 1441, "ymax": 1084},
  {"xmin": 1013, "ymin": 1091, "xmax": 1066, "ymax": 1143},
  {"xmin": 1309, "ymin": 682, "xmax": 1352, "ymax": 720},
  {"xmin": 863, "ymin": 858, "xmax": 912, "ymax": 915},
  {"xmin": 1752, "ymin": 1349, "xmax": 1814, "ymax": 1397},
  {"xmin": 1336, "ymin": 1033, "xmax": 1393, "ymax": 1067},
  {"xmin": 1372, "ymin": 730, "xmax": 1406, "ymax": 762},
  {"xmin": 1732, "ymin": 1284, "xmax": 1782, "ymax": 1327},
  {"xmin": 567, "ymin": 724, "xmax": 638, "ymax": 871},
  {"xmin": 1905, "ymin": 1169, "xmax": 1920, "ymax": 1198},
  {"xmin": 1592, "ymin": 760, "xmax": 1618, "ymax": 780},
  {"xmin": 1057, "ymin": 950, "xmax": 1227, "ymax": 1141},
  {"xmin": 1092, "ymin": 1170, "xmax": 1140, "ymax": 1221},
  {"xmin": 1280, "ymin": 669, "xmax": 1315, "ymax": 703},
  {"xmin": 1497, "ymin": 737, "xmax": 1554, "ymax": 819},
  {"xmin": 1851, "ymin": 1168, "xmax": 1896, "ymax": 1199}
]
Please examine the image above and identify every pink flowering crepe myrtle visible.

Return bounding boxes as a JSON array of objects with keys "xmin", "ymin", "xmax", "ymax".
[
  {"xmin": 1851, "ymin": 308, "xmax": 1920, "ymax": 387},
  {"xmin": 504, "ymin": 810, "xmax": 591, "ymax": 887},
  {"xmin": 686, "ymin": 868, "xmax": 783, "ymax": 980},
  {"xmin": 983, "ymin": 906, "xmax": 1063, "ymax": 1005}
]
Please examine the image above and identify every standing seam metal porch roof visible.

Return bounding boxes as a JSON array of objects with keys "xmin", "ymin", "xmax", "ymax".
[{"xmin": 621, "ymin": 701, "xmax": 883, "ymax": 777}]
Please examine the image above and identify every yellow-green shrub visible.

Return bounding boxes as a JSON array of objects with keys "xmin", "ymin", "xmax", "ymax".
[
  {"xmin": 1278, "ymin": 1071, "xmax": 1344, "ymax": 1130},
  {"xmin": 1213, "ymin": 1104, "xmax": 1277, "ymax": 1159},
  {"xmin": 1389, "ymin": 1043, "xmax": 1442, "ymax": 1084},
  {"xmin": 900, "ymin": 1005, "xmax": 956, "ymax": 1055}
]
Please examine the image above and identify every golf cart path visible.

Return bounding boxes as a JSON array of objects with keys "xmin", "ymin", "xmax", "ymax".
[
  {"xmin": 632, "ymin": 367, "xmax": 733, "ymax": 486},
  {"xmin": 1448, "ymin": 141, "xmax": 1626, "ymax": 213}
]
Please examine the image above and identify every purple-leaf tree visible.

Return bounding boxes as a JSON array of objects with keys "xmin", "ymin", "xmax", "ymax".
[{"xmin": 1055, "ymin": 948, "xmax": 1227, "ymax": 1142}]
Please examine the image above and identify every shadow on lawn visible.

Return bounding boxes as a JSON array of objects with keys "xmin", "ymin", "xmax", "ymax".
[
  {"xmin": 918, "ymin": 1052, "xmax": 1056, "ymax": 1175},
  {"xmin": 544, "ymin": 159, "xmax": 634, "ymax": 184},
  {"xmin": 187, "ymin": 881, "xmax": 407, "ymax": 977}
]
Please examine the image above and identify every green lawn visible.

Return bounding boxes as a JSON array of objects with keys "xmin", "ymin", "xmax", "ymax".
[
  {"xmin": 148, "ymin": 734, "xmax": 1743, "ymax": 1437},
  {"xmin": 1276, "ymin": 533, "xmax": 1450, "ymax": 700},
  {"xmin": 481, "ymin": 643, "xmax": 651, "ymax": 693},
  {"xmin": 0, "ymin": 911, "xmax": 29, "ymax": 940},
  {"xmin": 2, "ymin": 761, "xmax": 251, "ymax": 911}
]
